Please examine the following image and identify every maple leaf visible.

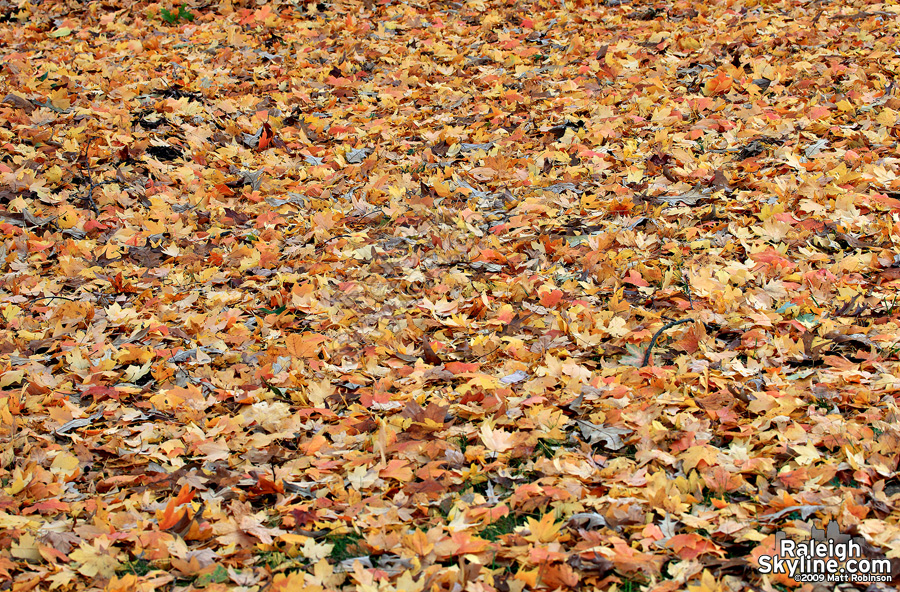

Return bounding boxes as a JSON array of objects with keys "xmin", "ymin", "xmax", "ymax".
[
  {"xmin": 379, "ymin": 459, "xmax": 413, "ymax": 481},
  {"xmin": 69, "ymin": 539, "xmax": 121, "ymax": 579},
  {"xmin": 606, "ymin": 537, "xmax": 666, "ymax": 576},
  {"xmin": 573, "ymin": 419, "xmax": 632, "ymax": 450},
  {"xmin": 687, "ymin": 570, "xmax": 722, "ymax": 592},
  {"xmin": 521, "ymin": 512, "xmax": 563, "ymax": 544},
  {"xmin": 480, "ymin": 422, "xmax": 515, "ymax": 453},
  {"xmin": 157, "ymin": 484, "xmax": 195, "ymax": 530},
  {"xmin": 299, "ymin": 537, "xmax": 334, "ymax": 562},
  {"xmin": 703, "ymin": 71, "xmax": 734, "ymax": 96},
  {"xmin": 269, "ymin": 573, "xmax": 308, "ymax": 592},
  {"xmin": 215, "ymin": 513, "xmax": 285, "ymax": 547},
  {"xmin": 620, "ymin": 343, "xmax": 645, "ymax": 367},
  {"xmin": 665, "ymin": 533, "xmax": 725, "ymax": 560},
  {"xmin": 287, "ymin": 332, "xmax": 327, "ymax": 358},
  {"xmin": 681, "ymin": 445, "xmax": 720, "ymax": 473},
  {"xmin": 10, "ymin": 533, "xmax": 41, "ymax": 563}
]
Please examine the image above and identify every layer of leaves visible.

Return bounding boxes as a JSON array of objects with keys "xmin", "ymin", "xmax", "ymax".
[{"xmin": 2, "ymin": 0, "xmax": 900, "ymax": 590}]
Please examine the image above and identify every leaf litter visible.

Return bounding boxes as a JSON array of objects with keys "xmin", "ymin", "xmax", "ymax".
[{"xmin": 2, "ymin": 0, "xmax": 900, "ymax": 590}]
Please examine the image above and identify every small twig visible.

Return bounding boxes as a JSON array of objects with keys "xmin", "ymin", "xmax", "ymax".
[
  {"xmin": 475, "ymin": 344, "xmax": 502, "ymax": 360},
  {"xmin": 682, "ymin": 273, "xmax": 693, "ymax": 309},
  {"xmin": 674, "ymin": 261, "xmax": 694, "ymax": 310},
  {"xmin": 313, "ymin": 234, "xmax": 354, "ymax": 251},
  {"xmin": 641, "ymin": 319, "xmax": 692, "ymax": 367},
  {"xmin": 28, "ymin": 296, "xmax": 78, "ymax": 304},
  {"xmin": 77, "ymin": 137, "xmax": 101, "ymax": 215}
]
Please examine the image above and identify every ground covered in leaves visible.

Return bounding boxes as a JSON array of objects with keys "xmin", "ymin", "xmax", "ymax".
[{"xmin": 3, "ymin": 0, "xmax": 900, "ymax": 590}]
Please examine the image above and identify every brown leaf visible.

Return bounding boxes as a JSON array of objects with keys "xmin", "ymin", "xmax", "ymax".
[
  {"xmin": 711, "ymin": 168, "xmax": 730, "ymax": 189},
  {"xmin": 2, "ymin": 93, "xmax": 35, "ymax": 113},
  {"xmin": 421, "ymin": 336, "xmax": 443, "ymax": 365}
]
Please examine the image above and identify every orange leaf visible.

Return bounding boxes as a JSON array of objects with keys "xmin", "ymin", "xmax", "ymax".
[
  {"xmin": 215, "ymin": 183, "xmax": 235, "ymax": 197},
  {"xmin": 258, "ymin": 122, "xmax": 274, "ymax": 150},
  {"xmin": 444, "ymin": 361, "xmax": 480, "ymax": 374},
  {"xmin": 665, "ymin": 533, "xmax": 724, "ymax": 560},
  {"xmin": 703, "ymin": 71, "xmax": 733, "ymax": 95},
  {"xmin": 474, "ymin": 249, "xmax": 507, "ymax": 264},
  {"xmin": 402, "ymin": 529, "xmax": 435, "ymax": 556},
  {"xmin": 270, "ymin": 573, "xmax": 309, "ymax": 592},
  {"xmin": 286, "ymin": 332, "xmax": 327, "ymax": 358},
  {"xmin": 158, "ymin": 506, "xmax": 187, "ymax": 531},
  {"xmin": 539, "ymin": 289, "xmax": 563, "ymax": 308},
  {"xmin": 623, "ymin": 268, "xmax": 649, "ymax": 287},
  {"xmin": 449, "ymin": 531, "xmax": 490, "ymax": 555},
  {"xmin": 609, "ymin": 537, "xmax": 665, "ymax": 576},
  {"xmin": 542, "ymin": 562, "xmax": 580, "ymax": 588},
  {"xmin": 808, "ymin": 105, "xmax": 831, "ymax": 119},
  {"xmin": 171, "ymin": 556, "xmax": 205, "ymax": 576},
  {"xmin": 158, "ymin": 484, "xmax": 195, "ymax": 530},
  {"xmin": 379, "ymin": 459, "xmax": 413, "ymax": 481},
  {"xmin": 680, "ymin": 445, "xmax": 719, "ymax": 473}
]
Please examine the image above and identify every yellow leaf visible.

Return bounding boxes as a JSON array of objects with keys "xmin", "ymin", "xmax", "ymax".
[
  {"xmin": 433, "ymin": 180, "xmax": 451, "ymax": 197},
  {"xmin": 626, "ymin": 167, "xmax": 644, "ymax": 184},
  {"xmin": 580, "ymin": 193, "xmax": 601, "ymax": 210},
  {"xmin": 877, "ymin": 108, "xmax": 897, "ymax": 126},
  {"xmin": 836, "ymin": 99, "xmax": 854, "ymax": 112},
  {"xmin": 687, "ymin": 569, "xmax": 720, "ymax": 592},
  {"xmin": 122, "ymin": 360, "xmax": 153, "ymax": 383},
  {"xmin": 3, "ymin": 471, "xmax": 30, "ymax": 495},
  {"xmin": 681, "ymin": 445, "xmax": 719, "ymax": 473},
  {"xmin": 49, "ymin": 88, "xmax": 70, "ymax": 110},
  {"xmin": 305, "ymin": 379, "xmax": 333, "ymax": 407},
  {"xmin": 0, "ymin": 368, "xmax": 24, "ymax": 387},
  {"xmin": 10, "ymin": 533, "xmax": 41, "ymax": 562},
  {"xmin": 522, "ymin": 512, "xmax": 562, "ymax": 543},
  {"xmin": 58, "ymin": 205, "xmax": 80, "ymax": 229},
  {"xmin": 238, "ymin": 247, "xmax": 261, "ymax": 271},
  {"xmin": 70, "ymin": 540, "xmax": 121, "ymax": 579},
  {"xmin": 0, "ymin": 511, "xmax": 36, "ymax": 528},
  {"xmin": 605, "ymin": 316, "xmax": 630, "ymax": 338},
  {"xmin": 45, "ymin": 165, "xmax": 63, "ymax": 184},
  {"xmin": 50, "ymin": 452, "xmax": 81, "ymax": 478}
]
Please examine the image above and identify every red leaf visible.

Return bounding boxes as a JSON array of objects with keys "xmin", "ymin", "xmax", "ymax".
[{"xmin": 258, "ymin": 122, "xmax": 274, "ymax": 151}]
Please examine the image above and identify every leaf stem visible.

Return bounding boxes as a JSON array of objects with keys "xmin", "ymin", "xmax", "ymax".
[{"xmin": 641, "ymin": 319, "xmax": 692, "ymax": 368}]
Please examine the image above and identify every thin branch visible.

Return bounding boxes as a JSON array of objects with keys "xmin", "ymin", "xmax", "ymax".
[
  {"xmin": 77, "ymin": 137, "xmax": 101, "ymax": 215},
  {"xmin": 28, "ymin": 296, "xmax": 78, "ymax": 304},
  {"xmin": 641, "ymin": 318, "xmax": 692, "ymax": 367}
]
